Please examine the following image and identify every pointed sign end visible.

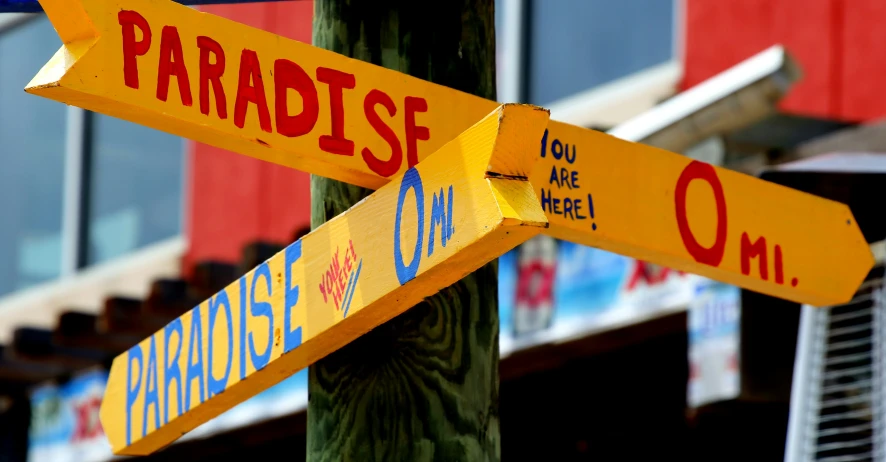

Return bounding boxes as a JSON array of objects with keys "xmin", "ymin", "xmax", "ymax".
[
  {"xmin": 826, "ymin": 208, "xmax": 878, "ymax": 306},
  {"xmin": 25, "ymin": 49, "xmax": 68, "ymax": 96},
  {"xmin": 99, "ymin": 358, "xmax": 129, "ymax": 456},
  {"xmin": 99, "ymin": 353, "xmax": 169, "ymax": 456},
  {"xmin": 848, "ymin": 207, "xmax": 876, "ymax": 264},
  {"xmin": 25, "ymin": 37, "xmax": 96, "ymax": 100},
  {"xmin": 26, "ymin": 0, "xmax": 99, "ymax": 97}
]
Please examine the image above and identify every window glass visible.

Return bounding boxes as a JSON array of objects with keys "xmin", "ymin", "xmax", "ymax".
[
  {"xmin": 86, "ymin": 115, "xmax": 183, "ymax": 265},
  {"xmin": 0, "ymin": 17, "xmax": 67, "ymax": 296},
  {"xmin": 526, "ymin": 0, "xmax": 674, "ymax": 106}
]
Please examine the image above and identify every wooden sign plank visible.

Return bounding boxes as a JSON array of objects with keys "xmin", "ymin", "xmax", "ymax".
[
  {"xmin": 0, "ymin": 0, "xmax": 290, "ymax": 13},
  {"xmin": 99, "ymin": 104, "xmax": 551, "ymax": 455},
  {"xmin": 26, "ymin": 0, "xmax": 874, "ymax": 306}
]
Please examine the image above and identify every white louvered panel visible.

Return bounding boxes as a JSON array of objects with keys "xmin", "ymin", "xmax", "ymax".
[{"xmin": 786, "ymin": 263, "xmax": 885, "ymax": 462}]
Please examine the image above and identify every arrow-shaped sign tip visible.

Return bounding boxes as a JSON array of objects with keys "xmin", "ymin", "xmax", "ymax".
[
  {"xmin": 843, "ymin": 210, "xmax": 877, "ymax": 303},
  {"xmin": 24, "ymin": 0, "xmax": 97, "ymax": 95}
]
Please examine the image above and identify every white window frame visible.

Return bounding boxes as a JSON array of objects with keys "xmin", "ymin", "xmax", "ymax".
[{"xmin": 497, "ymin": 0, "xmax": 686, "ymax": 128}]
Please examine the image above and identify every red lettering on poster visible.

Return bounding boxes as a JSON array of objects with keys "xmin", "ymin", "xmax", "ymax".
[
  {"xmin": 626, "ymin": 261, "xmax": 684, "ymax": 291},
  {"xmin": 515, "ymin": 261, "xmax": 555, "ymax": 307},
  {"xmin": 72, "ymin": 396, "xmax": 104, "ymax": 442}
]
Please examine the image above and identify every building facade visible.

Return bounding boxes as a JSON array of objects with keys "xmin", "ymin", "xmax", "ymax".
[{"xmin": 0, "ymin": 0, "xmax": 884, "ymax": 460}]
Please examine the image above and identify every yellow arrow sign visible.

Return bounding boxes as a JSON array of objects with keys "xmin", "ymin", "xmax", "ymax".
[
  {"xmin": 27, "ymin": 0, "xmax": 873, "ymax": 306},
  {"xmin": 98, "ymin": 103, "xmax": 550, "ymax": 455}
]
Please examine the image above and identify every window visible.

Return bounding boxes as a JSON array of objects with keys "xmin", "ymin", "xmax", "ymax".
[
  {"xmin": 86, "ymin": 115, "xmax": 184, "ymax": 266},
  {"xmin": 0, "ymin": 15, "xmax": 185, "ymax": 298},
  {"xmin": 494, "ymin": 0, "xmax": 681, "ymax": 128},
  {"xmin": 524, "ymin": 0, "xmax": 677, "ymax": 107},
  {"xmin": 0, "ymin": 16, "xmax": 66, "ymax": 295}
]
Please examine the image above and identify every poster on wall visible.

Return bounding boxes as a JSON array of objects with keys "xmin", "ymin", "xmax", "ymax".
[
  {"xmin": 28, "ymin": 369, "xmax": 110, "ymax": 462},
  {"xmin": 687, "ymin": 280, "xmax": 741, "ymax": 407},
  {"xmin": 27, "ymin": 368, "xmax": 309, "ymax": 461},
  {"xmin": 500, "ymin": 237, "xmax": 702, "ymax": 356}
]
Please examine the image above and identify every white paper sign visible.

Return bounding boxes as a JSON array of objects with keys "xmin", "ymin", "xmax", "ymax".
[{"xmin": 687, "ymin": 281, "xmax": 741, "ymax": 407}]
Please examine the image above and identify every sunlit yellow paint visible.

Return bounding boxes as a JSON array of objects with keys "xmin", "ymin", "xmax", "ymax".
[
  {"xmin": 28, "ymin": 0, "xmax": 873, "ymax": 305},
  {"xmin": 98, "ymin": 104, "xmax": 550, "ymax": 455}
]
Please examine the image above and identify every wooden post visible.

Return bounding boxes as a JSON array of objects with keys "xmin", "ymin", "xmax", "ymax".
[{"xmin": 309, "ymin": 1, "xmax": 499, "ymax": 460}]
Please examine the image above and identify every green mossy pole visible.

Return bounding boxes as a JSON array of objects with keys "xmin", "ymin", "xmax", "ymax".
[{"xmin": 308, "ymin": 1, "xmax": 499, "ymax": 461}]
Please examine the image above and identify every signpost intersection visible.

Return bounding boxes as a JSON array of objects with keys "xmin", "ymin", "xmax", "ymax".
[
  {"xmin": 99, "ymin": 103, "xmax": 551, "ymax": 455},
  {"xmin": 18, "ymin": 0, "xmax": 877, "ymax": 455}
]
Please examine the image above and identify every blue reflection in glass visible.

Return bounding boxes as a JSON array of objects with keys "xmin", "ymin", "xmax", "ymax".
[
  {"xmin": 86, "ymin": 115, "xmax": 183, "ymax": 265},
  {"xmin": 526, "ymin": 0, "xmax": 674, "ymax": 106},
  {"xmin": 0, "ymin": 17, "xmax": 66, "ymax": 296}
]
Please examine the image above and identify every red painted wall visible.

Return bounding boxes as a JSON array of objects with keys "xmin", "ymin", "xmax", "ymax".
[
  {"xmin": 683, "ymin": 0, "xmax": 886, "ymax": 122},
  {"xmin": 184, "ymin": 1, "xmax": 314, "ymax": 274}
]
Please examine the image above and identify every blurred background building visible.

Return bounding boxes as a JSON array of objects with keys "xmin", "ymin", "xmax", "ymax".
[{"xmin": 1, "ymin": 0, "xmax": 885, "ymax": 461}]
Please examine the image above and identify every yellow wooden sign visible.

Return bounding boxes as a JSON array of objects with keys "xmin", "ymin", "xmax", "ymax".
[
  {"xmin": 27, "ymin": 0, "xmax": 873, "ymax": 306},
  {"xmin": 99, "ymin": 103, "xmax": 550, "ymax": 455}
]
